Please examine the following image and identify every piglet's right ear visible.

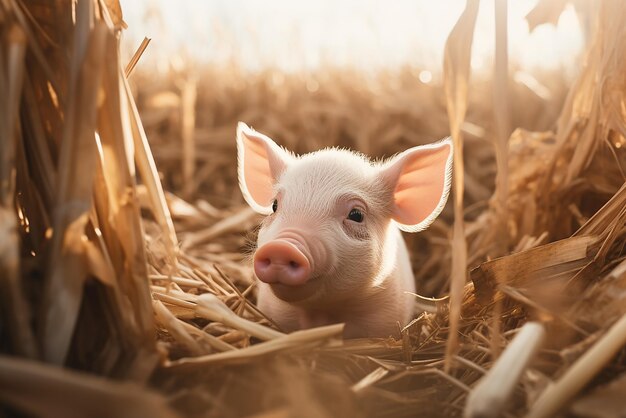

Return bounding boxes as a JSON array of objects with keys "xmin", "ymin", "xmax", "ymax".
[{"xmin": 236, "ymin": 122, "xmax": 292, "ymax": 214}]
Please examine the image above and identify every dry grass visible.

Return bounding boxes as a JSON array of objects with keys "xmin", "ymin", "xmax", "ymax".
[{"xmin": 1, "ymin": 0, "xmax": 626, "ymax": 417}]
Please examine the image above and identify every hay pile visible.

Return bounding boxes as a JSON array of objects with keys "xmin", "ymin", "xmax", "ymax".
[{"xmin": 1, "ymin": 0, "xmax": 625, "ymax": 417}]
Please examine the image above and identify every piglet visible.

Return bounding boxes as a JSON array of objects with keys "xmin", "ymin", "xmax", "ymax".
[{"xmin": 236, "ymin": 122, "xmax": 452, "ymax": 338}]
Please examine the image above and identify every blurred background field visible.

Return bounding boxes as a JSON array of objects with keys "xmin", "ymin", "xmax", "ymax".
[
  {"xmin": 2, "ymin": 1, "xmax": 626, "ymax": 417},
  {"xmin": 122, "ymin": 0, "xmax": 579, "ymax": 296}
]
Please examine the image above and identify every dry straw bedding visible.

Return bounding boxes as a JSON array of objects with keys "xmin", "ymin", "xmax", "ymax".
[{"xmin": 0, "ymin": 0, "xmax": 625, "ymax": 417}]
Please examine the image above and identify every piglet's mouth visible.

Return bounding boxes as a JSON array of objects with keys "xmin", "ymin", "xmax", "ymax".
[{"xmin": 268, "ymin": 278, "xmax": 322, "ymax": 302}]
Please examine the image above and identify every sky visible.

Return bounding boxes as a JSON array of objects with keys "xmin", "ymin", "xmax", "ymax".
[{"xmin": 120, "ymin": 0, "xmax": 584, "ymax": 75}]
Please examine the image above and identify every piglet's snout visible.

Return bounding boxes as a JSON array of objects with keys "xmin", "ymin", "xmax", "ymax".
[{"xmin": 254, "ymin": 240, "xmax": 311, "ymax": 286}]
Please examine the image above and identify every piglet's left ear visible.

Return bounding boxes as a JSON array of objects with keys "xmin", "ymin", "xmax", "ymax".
[{"xmin": 381, "ymin": 139, "xmax": 453, "ymax": 232}]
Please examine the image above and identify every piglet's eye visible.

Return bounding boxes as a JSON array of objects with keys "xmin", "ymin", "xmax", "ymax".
[
  {"xmin": 347, "ymin": 208, "xmax": 364, "ymax": 223},
  {"xmin": 272, "ymin": 199, "xmax": 278, "ymax": 213}
]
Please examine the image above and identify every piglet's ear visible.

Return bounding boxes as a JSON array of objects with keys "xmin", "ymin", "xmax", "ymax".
[
  {"xmin": 236, "ymin": 122, "xmax": 292, "ymax": 214},
  {"xmin": 381, "ymin": 138, "xmax": 453, "ymax": 232}
]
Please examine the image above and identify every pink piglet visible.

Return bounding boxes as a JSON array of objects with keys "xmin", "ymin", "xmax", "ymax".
[{"xmin": 236, "ymin": 122, "xmax": 452, "ymax": 338}]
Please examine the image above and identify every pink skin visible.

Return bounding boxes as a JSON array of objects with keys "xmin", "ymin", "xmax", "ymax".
[{"xmin": 236, "ymin": 122, "xmax": 453, "ymax": 338}]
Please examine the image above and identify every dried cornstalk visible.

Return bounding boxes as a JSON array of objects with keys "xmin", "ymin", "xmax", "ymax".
[
  {"xmin": 527, "ymin": 314, "xmax": 626, "ymax": 418},
  {"xmin": 125, "ymin": 37, "xmax": 151, "ymax": 77},
  {"xmin": 0, "ymin": 354, "xmax": 179, "ymax": 418},
  {"xmin": 492, "ymin": 0, "xmax": 510, "ymax": 253},
  {"xmin": 0, "ymin": 22, "xmax": 35, "ymax": 359},
  {"xmin": 181, "ymin": 76, "xmax": 197, "ymax": 198},
  {"xmin": 195, "ymin": 294, "xmax": 284, "ymax": 341},
  {"xmin": 42, "ymin": 0, "xmax": 108, "ymax": 364},
  {"xmin": 442, "ymin": 0, "xmax": 479, "ymax": 372},
  {"xmin": 167, "ymin": 323, "xmax": 343, "ymax": 370},
  {"xmin": 464, "ymin": 321, "xmax": 546, "ymax": 418},
  {"xmin": 1, "ymin": 0, "xmax": 172, "ymax": 384}
]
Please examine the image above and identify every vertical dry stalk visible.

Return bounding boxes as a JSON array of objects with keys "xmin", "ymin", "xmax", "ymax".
[
  {"xmin": 42, "ymin": 0, "xmax": 107, "ymax": 364},
  {"xmin": 0, "ymin": 22, "xmax": 36, "ymax": 358},
  {"xmin": 492, "ymin": 0, "xmax": 510, "ymax": 254},
  {"xmin": 0, "ymin": 25, "xmax": 25, "ymax": 199},
  {"xmin": 125, "ymin": 75, "xmax": 179, "ymax": 271},
  {"xmin": 181, "ymin": 77, "xmax": 197, "ymax": 198},
  {"xmin": 94, "ymin": 26, "xmax": 158, "ymax": 379},
  {"xmin": 442, "ymin": 0, "xmax": 479, "ymax": 372}
]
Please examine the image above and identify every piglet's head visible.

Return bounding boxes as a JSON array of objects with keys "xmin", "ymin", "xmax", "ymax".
[{"xmin": 236, "ymin": 122, "xmax": 452, "ymax": 306}]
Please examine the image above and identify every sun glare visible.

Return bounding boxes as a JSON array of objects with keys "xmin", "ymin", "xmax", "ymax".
[
  {"xmin": 418, "ymin": 70, "xmax": 433, "ymax": 84},
  {"xmin": 121, "ymin": 0, "xmax": 583, "ymax": 74}
]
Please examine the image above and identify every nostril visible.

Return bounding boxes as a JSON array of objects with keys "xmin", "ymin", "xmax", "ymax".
[
  {"xmin": 288, "ymin": 261, "xmax": 300, "ymax": 269},
  {"xmin": 257, "ymin": 258, "xmax": 271, "ymax": 268}
]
